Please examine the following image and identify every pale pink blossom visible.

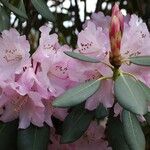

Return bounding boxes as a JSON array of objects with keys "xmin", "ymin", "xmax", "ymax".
[
  {"xmin": 76, "ymin": 22, "xmax": 108, "ymax": 59},
  {"xmin": 0, "ymin": 86, "xmax": 45, "ymax": 129},
  {"xmin": 83, "ymin": 12, "xmax": 111, "ymax": 31},
  {"xmin": 0, "ymin": 29, "xmax": 30, "ymax": 80},
  {"xmin": 34, "ymin": 44, "xmax": 76, "ymax": 97},
  {"xmin": 33, "ymin": 25, "xmax": 77, "ymax": 97},
  {"xmin": 33, "ymin": 25, "xmax": 60, "ymax": 62}
]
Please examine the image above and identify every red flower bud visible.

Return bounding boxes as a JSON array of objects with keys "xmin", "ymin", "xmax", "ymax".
[
  {"xmin": 109, "ymin": 3, "xmax": 124, "ymax": 68},
  {"xmin": 112, "ymin": 3, "xmax": 124, "ymax": 34}
]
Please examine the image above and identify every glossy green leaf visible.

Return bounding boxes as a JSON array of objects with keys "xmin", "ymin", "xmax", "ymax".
[
  {"xmin": 17, "ymin": 124, "xmax": 50, "ymax": 150},
  {"xmin": 138, "ymin": 81, "xmax": 150, "ymax": 101},
  {"xmin": 95, "ymin": 104, "xmax": 108, "ymax": 120},
  {"xmin": 107, "ymin": 116, "xmax": 130, "ymax": 150},
  {"xmin": 0, "ymin": 5, "xmax": 10, "ymax": 32},
  {"xmin": 115, "ymin": 74, "xmax": 147, "ymax": 115},
  {"xmin": 122, "ymin": 110, "xmax": 145, "ymax": 150},
  {"xmin": 53, "ymin": 79, "xmax": 101, "ymax": 107},
  {"xmin": 0, "ymin": 0, "xmax": 28, "ymax": 19},
  {"xmin": 0, "ymin": 120, "xmax": 18, "ymax": 150},
  {"xmin": 61, "ymin": 106, "xmax": 94, "ymax": 143},
  {"xmin": 129, "ymin": 56, "xmax": 150, "ymax": 66},
  {"xmin": 31, "ymin": 0, "xmax": 55, "ymax": 22},
  {"xmin": 64, "ymin": 51, "xmax": 101, "ymax": 63}
]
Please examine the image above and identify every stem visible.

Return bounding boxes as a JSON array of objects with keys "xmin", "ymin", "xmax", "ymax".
[{"xmin": 113, "ymin": 68, "xmax": 121, "ymax": 80}]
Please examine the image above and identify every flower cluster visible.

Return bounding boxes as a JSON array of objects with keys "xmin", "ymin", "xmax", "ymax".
[{"xmin": 0, "ymin": 3, "xmax": 150, "ymax": 149}]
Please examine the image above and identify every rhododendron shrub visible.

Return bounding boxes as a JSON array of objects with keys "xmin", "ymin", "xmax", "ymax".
[{"xmin": 0, "ymin": 2, "xmax": 150, "ymax": 150}]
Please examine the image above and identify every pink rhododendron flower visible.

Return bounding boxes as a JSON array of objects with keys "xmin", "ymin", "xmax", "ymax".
[
  {"xmin": 0, "ymin": 85, "xmax": 45, "ymax": 129},
  {"xmin": 0, "ymin": 29, "xmax": 30, "ymax": 80},
  {"xmin": 33, "ymin": 26, "xmax": 76, "ymax": 97},
  {"xmin": 76, "ymin": 22, "xmax": 108, "ymax": 59},
  {"xmin": 33, "ymin": 25, "xmax": 60, "ymax": 62},
  {"xmin": 37, "ymin": 46, "xmax": 75, "ymax": 97},
  {"xmin": 0, "ymin": 26, "xmax": 70, "ymax": 128}
]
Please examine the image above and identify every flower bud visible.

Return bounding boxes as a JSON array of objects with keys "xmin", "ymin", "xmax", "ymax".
[
  {"xmin": 112, "ymin": 3, "xmax": 124, "ymax": 34},
  {"xmin": 109, "ymin": 3, "xmax": 124, "ymax": 68}
]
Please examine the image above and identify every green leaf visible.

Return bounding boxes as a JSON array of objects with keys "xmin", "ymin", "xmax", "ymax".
[
  {"xmin": 61, "ymin": 106, "xmax": 94, "ymax": 143},
  {"xmin": 107, "ymin": 116, "xmax": 130, "ymax": 150},
  {"xmin": 129, "ymin": 56, "xmax": 150, "ymax": 66},
  {"xmin": 0, "ymin": 120, "xmax": 18, "ymax": 150},
  {"xmin": 0, "ymin": 5, "xmax": 10, "ymax": 32},
  {"xmin": 138, "ymin": 81, "xmax": 150, "ymax": 101},
  {"xmin": 53, "ymin": 79, "xmax": 101, "ymax": 107},
  {"xmin": 114, "ymin": 74, "xmax": 147, "ymax": 115},
  {"xmin": 17, "ymin": 124, "xmax": 50, "ymax": 150},
  {"xmin": 17, "ymin": 0, "xmax": 27, "ymax": 22},
  {"xmin": 31, "ymin": 0, "xmax": 55, "ymax": 22},
  {"xmin": 122, "ymin": 110, "xmax": 145, "ymax": 150},
  {"xmin": 0, "ymin": 0, "xmax": 28, "ymax": 19},
  {"xmin": 95, "ymin": 104, "xmax": 108, "ymax": 120},
  {"xmin": 64, "ymin": 51, "xmax": 101, "ymax": 63},
  {"xmin": 9, "ymin": 0, "xmax": 26, "ymax": 14}
]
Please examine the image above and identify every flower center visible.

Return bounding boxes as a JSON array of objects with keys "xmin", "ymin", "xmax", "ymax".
[
  {"xmin": 43, "ymin": 44, "xmax": 57, "ymax": 52},
  {"xmin": 11, "ymin": 95, "xmax": 27, "ymax": 112},
  {"xmin": 79, "ymin": 42, "xmax": 95, "ymax": 54},
  {"xmin": 3, "ymin": 49, "xmax": 22, "ymax": 63},
  {"xmin": 48, "ymin": 63, "xmax": 69, "ymax": 79}
]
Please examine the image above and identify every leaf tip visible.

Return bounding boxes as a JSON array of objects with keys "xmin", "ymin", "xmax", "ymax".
[{"xmin": 52, "ymin": 100, "xmax": 59, "ymax": 107}]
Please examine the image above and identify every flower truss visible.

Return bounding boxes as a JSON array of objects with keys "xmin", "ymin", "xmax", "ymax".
[{"xmin": 0, "ymin": 3, "xmax": 150, "ymax": 150}]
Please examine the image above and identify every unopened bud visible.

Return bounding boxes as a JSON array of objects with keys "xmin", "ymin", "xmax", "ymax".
[
  {"xmin": 112, "ymin": 3, "xmax": 124, "ymax": 34},
  {"xmin": 109, "ymin": 3, "xmax": 124, "ymax": 68}
]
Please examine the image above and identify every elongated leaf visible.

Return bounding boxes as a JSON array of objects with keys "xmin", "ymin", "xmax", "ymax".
[
  {"xmin": 107, "ymin": 117, "xmax": 130, "ymax": 150},
  {"xmin": 0, "ymin": 0, "xmax": 28, "ymax": 19},
  {"xmin": 95, "ymin": 104, "xmax": 108, "ymax": 120},
  {"xmin": 129, "ymin": 56, "xmax": 150, "ymax": 66},
  {"xmin": 0, "ymin": 120, "xmax": 18, "ymax": 150},
  {"xmin": 17, "ymin": 124, "xmax": 50, "ymax": 150},
  {"xmin": 61, "ymin": 106, "xmax": 94, "ymax": 143},
  {"xmin": 138, "ymin": 81, "xmax": 150, "ymax": 101},
  {"xmin": 9, "ymin": 0, "xmax": 27, "ymax": 22},
  {"xmin": 122, "ymin": 110, "xmax": 145, "ymax": 150},
  {"xmin": 17, "ymin": 0, "xmax": 27, "ymax": 22},
  {"xmin": 31, "ymin": 0, "xmax": 55, "ymax": 22},
  {"xmin": 9, "ymin": 0, "xmax": 26, "ymax": 14},
  {"xmin": 53, "ymin": 79, "xmax": 101, "ymax": 107},
  {"xmin": 0, "ymin": 5, "xmax": 10, "ymax": 32},
  {"xmin": 64, "ymin": 51, "xmax": 101, "ymax": 63},
  {"xmin": 115, "ymin": 75, "xmax": 147, "ymax": 115}
]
